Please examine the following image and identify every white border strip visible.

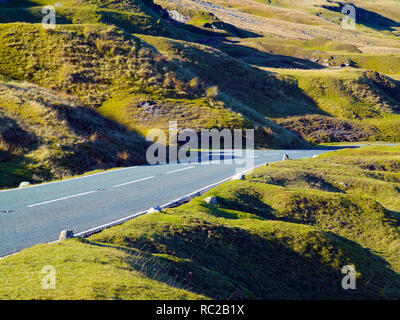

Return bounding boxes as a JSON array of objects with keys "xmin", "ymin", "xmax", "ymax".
[
  {"xmin": 111, "ymin": 176, "xmax": 155, "ymax": 188},
  {"xmin": 27, "ymin": 191, "xmax": 97, "ymax": 208}
]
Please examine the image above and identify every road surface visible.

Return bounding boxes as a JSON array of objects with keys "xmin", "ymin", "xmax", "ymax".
[{"xmin": 0, "ymin": 149, "xmax": 337, "ymax": 257}]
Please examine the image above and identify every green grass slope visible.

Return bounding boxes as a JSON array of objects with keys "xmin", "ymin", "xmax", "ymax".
[
  {"xmin": 152, "ymin": 0, "xmax": 400, "ymax": 143},
  {"xmin": 0, "ymin": 0, "xmax": 177, "ymax": 37},
  {"xmin": 0, "ymin": 238, "xmax": 206, "ymax": 300},
  {"xmin": 0, "ymin": 78, "xmax": 148, "ymax": 188},
  {"xmin": 272, "ymin": 68, "xmax": 400, "ymax": 142},
  {"xmin": 0, "ymin": 2, "xmax": 305, "ymax": 147}
]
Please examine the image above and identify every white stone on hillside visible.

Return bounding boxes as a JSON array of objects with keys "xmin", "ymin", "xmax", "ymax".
[
  {"xmin": 19, "ymin": 182, "xmax": 30, "ymax": 187},
  {"xmin": 339, "ymin": 182, "xmax": 349, "ymax": 188},
  {"xmin": 204, "ymin": 197, "xmax": 218, "ymax": 205},
  {"xmin": 148, "ymin": 206, "xmax": 162, "ymax": 213},
  {"xmin": 59, "ymin": 230, "xmax": 74, "ymax": 241}
]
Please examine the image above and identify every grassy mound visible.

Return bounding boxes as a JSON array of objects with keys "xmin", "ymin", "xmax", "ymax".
[
  {"xmin": 2, "ymin": 200, "xmax": 400, "ymax": 299},
  {"xmin": 0, "ymin": 238, "xmax": 206, "ymax": 300},
  {"xmin": 276, "ymin": 115, "xmax": 377, "ymax": 143},
  {"xmin": 0, "ymin": 19, "xmax": 304, "ymax": 147},
  {"xmin": 272, "ymin": 69, "xmax": 400, "ymax": 120},
  {"xmin": 0, "ymin": 0, "xmax": 176, "ymax": 37},
  {"xmin": 271, "ymin": 68, "xmax": 400, "ymax": 143}
]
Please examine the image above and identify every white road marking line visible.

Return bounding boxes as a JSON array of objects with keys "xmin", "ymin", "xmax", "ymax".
[
  {"xmin": 111, "ymin": 176, "xmax": 155, "ymax": 188},
  {"xmin": 166, "ymin": 166, "xmax": 194, "ymax": 174},
  {"xmin": 27, "ymin": 191, "xmax": 97, "ymax": 208}
]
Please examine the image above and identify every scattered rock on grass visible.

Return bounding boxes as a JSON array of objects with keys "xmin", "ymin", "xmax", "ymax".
[
  {"xmin": 339, "ymin": 182, "xmax": 349, "ymax": 188},
  {"xmin": 59, "ymin": 230, "xmax": 74, "ymax": 241},
  {"xmin": 19, "ymin": 182, "xmax": 30, "ymax": 187},
  {"xmin": 204, "ymin": 196, "xmax": 218, "ymax": 205}
]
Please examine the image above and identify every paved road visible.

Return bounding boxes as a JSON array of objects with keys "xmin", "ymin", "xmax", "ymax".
[{"xmin": 0, "ymin": 149, "xmax": 337, "ymax": 257}]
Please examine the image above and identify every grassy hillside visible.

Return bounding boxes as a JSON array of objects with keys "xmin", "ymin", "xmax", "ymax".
[
  {"xmin": 0, "ymin": 78, "xmax": 148, "ymax": 188},
  {"xmin": 3, "ymin": 145, "xmax": 400, "ymax": 299},
  {"xmin": 1, "ymin": 0, "xmax": 400, "ymax": 187},
  {"xmin": 0, "ymin": 0, "xmax": 302, "ymax": 187},
  {"xmin": 2, "ymin": 0, "xmax": 400, "ymax": 300},
  {"xmin": 0, "ymin": 0, "xmax": 306, "ymax": 141},
  {"xmin": 273, "ymin": 68, "xmax": 400, "ymax": 142},
  {"xmin": 153, "ymin": 0, "xmax": 400, "ymax": 143}
]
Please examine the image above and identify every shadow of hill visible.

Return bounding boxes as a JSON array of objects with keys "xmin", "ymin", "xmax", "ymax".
[
  {"xmin": 86, "ymin": 220, "xmax": 400, "ymax": 299},
  {"xmin": 139, "ymin": 37, "xmax": 325, "ymax": 119},
  {"xmin": 0, "ymin": 113, "xmax": 39, "ymax": 151},
  {"xmin": 47, "ymin": 103, "xmax": 149, "ymax": 173},
  {"xmin": 180, "ymin": 21, "xmax": 261, "ymax": 39},
  {"xmin": 213, "ymin": 41, "xmax": 324, "ymax": 70},
  {"xmin": 0, "ymin": 0, "xmax": 36, "ymax": 7},
  {"xmin": 211, "ymin": 194, "xmax": 277, "ymax": 220},
  {"xmin": 0, "ymin": 7, "xmax": 72, "ymax": 24}
]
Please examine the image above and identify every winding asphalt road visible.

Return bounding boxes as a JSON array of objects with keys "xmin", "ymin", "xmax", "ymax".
[{"xmin": 0, "ymin": 149, "xmax": 337, "ymax": 257}]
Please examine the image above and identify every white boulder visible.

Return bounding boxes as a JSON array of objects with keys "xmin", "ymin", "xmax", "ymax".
[
  {"xmin": 19, "ymin": 181, "xmax": 30, "ymax": 187},
  {"xmin": 339, "ymin": 182, "xmax": 349, "ymax": 189},
  {"xmin": 59, "ymin": 230, "xmax": 74, "ymax": 241},
  {"xmin": 148, "ymin": 206, "xmax": 162, "ymax": 213},
  {"xmin": 204, "ymin": 197, "xmax": 218, "ymax": 205}
]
